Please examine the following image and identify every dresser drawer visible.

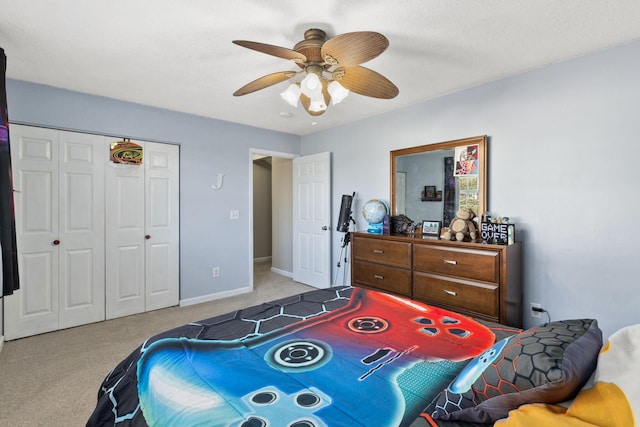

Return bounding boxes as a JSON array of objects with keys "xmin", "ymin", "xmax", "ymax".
[
  {"xmin": 353, "ymin": 236, "xmax": 412, "ymax": 269},
  {"xmin": 413, "ymin": 244, "xmax": 500, "ymax": 283},
  {"xmin": 413, "ymin": 272, "xmax": 498, "ymax": 318},
  {"xmin": 353, "ymin": 260, "xmax": 412, "ymax": 296}
]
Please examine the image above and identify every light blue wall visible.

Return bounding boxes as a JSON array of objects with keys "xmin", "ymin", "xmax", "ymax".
[
  {"xmin": 6, "ymin": 80, "xmax": 300, "ymax": 301},
  {"xmin": 6, "ymin": 38, "xmax": 640, "ymax": 339},
  {"xmin": 301, "ymin": 39, "xmax": 640, "ymax": 339}
]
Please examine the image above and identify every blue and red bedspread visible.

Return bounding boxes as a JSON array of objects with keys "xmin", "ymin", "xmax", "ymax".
[{"xmin": 88, "ymin": 286, "xmax": 516, "ymax": 427}]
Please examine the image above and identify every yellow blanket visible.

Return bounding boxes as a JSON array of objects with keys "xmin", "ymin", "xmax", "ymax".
[{"xmin": 495, "ymin": 382, "xmax": 634, "ymax": 427}]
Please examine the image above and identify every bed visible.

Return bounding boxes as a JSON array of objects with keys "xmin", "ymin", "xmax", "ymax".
[{"xmin": 88, "ymin": 285, "xmax": 634, "ymax": 427}]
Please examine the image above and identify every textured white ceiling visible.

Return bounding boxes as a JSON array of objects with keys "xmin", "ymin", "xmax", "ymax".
[{"xmin": 2, "ymin": 1, "xmax": 640, "ymax": 135}]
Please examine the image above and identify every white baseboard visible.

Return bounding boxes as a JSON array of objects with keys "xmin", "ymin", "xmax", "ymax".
[
  {"xmin": 179, "ymin": 286, "xmax": 252, "ymax": 307},
  {"xmin": 254, "ymin": 256, "xmax": 272, "ymax": 263},
  {"xmin": 0, "ymin": 335, "xmax": 4, "ymax": 353},
  {"xmin": 271, "ymin": 267, "xmax": 293, "ymax": 278}
]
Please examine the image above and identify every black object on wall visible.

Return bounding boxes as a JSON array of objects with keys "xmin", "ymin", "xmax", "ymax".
[{"xmin": 0, "ymin": 47, "xmax": 20, "ymax": 296}]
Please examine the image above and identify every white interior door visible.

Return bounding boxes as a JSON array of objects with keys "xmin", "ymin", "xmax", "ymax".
[
  {"xmin": 57, "ymin": 130, "xmax": 106, "ymax": 329},
  {"xmin": 144, "ymin": 142, "xmax": 179, "ymax": 311},
  {"xmin": 105, "ymin": 141, "xmax": 146, "ymax": 319},
  {"xmin": 5, "ymin": 125, "xmax": 60, "ymax": 339},
  {"xmin": 293, "ymin": 152, "xmax": 331, "ymax": 288}
]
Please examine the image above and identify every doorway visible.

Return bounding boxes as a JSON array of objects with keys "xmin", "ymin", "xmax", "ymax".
[{"xmin": 249, "ymin": 149, "xmax": 296, "ymax": 290}]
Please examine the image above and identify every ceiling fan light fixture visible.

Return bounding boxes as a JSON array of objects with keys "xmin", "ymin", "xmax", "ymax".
[
  {"xmin": 300, "ymin": 72, "xmax": 322, "ymax": 97},
  {"xmin": 327, "ymin": 81, "xmax": 349, "ymax": 105},
  {"xmin": 280, "ymin": 83, "xmax": 301, "ymax": 107},
  {"xmin": 233, "ymin": 29, "xmax": 398, "ymax": 116},
  {"xmin": 308, "ymin": 100, "xmax": 327, "ymax": 113},
  {"xmin": 308, "ymin": 92, "xmax": 327, "ymax": 112}
]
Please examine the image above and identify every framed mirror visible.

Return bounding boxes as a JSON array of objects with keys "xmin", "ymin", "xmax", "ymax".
[{"xmin": 391, "ymin": 135, "xmax": 487, "ymax": 228}]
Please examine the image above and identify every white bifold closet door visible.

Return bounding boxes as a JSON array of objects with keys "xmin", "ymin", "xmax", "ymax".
[
  {"xmin": 5, "ymin": 125, "xmax": 106, "ymax": 340},
  {"xmin": 105, "ymin": 140, "xmax": 179, "ymax": 319},
  {"xmin": 5, "ymin": 125, "xmax": 180, "ymax": 340}
]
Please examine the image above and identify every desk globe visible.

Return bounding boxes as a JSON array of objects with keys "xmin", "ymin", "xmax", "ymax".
[{"xmin": 362, "ymin": 199, "xmax": 388, "ymax": 234}]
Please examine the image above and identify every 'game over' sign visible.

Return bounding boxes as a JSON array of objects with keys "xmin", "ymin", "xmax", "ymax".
[{"xmin": 481, "ymin": 222, "xmax": 514, "ymax": 245}]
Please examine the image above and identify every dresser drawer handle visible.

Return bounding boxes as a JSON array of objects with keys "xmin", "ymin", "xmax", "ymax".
[
  {"xmin": 443, "ymin": 259, "xmax": 457, "ymax": 265},
  {"xmin": 373, "ymin": 249, "xmax": 384, "ymax": 254},
  {"xmin": 374, "ymin": 274, "xmax": 384, "ymax": 280},
  {"xmin": 444, "ymin": 289, "xmax": 458, "ymax": 297}
]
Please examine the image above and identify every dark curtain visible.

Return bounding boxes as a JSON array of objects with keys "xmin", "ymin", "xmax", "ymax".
[
  {"xmin": 0, "ymin": 47, "xmax": 20, "ymax": 296},
  {"xmin": 442, "ymin": 156, "xmax": 455, "ymax": 228}
]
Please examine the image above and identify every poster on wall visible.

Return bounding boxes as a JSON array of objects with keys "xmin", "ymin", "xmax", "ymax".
[
  {"xmin": 110, "ymin": 140, "xmax": 143, "ymax": 164},
  {"xmin": 454, "ymin": 144, "xmax": 479, "ymax": 176},
  {"xmin": 458, "ymin": 176, "xmax": 480, "ymax": 215}
]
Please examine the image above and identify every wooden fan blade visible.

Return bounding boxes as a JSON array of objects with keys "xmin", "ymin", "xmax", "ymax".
[
  {"xmin": 336, "ymin": 66, "xmax": 399, "ymax": 99},
  {"xmin": 321, "ymin": 32, "xmax": 389, "ymax": 67},
  {"xmin": 233, "ymin": 40, "xmax": 307, "ymax": 63},
  {"xmin": 233, "ymin": 71, "xmax": 297, "ymax": 96}
]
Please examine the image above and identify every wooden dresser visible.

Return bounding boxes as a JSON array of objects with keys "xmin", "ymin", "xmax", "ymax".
[{"xmin": 351, "ymin": 232, "xmax": 522, "ymax": 327}]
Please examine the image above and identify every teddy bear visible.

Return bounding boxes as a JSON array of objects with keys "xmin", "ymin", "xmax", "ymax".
[{"xmin": 443, "ymin": 208, "xmax": 478, "ymax": 242}]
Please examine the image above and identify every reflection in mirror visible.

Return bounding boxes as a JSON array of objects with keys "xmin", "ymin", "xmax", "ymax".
[{"xmin": 391, "ymin": 136, "xmax": 487, "ymax": 228}]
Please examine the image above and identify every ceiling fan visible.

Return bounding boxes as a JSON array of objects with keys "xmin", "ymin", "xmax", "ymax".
[{"xmin": 232, "ymin": 29, "xmax": 399, "ymax": 116}]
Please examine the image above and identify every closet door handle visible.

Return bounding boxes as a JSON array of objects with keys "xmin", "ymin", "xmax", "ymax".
[
  {"xmin": 53, "ymin": 239, "xmax": 60, "ymax": 245},
  {"xmin": 145, "ymin": 235, "xmax": 151, "ymax": 240}
]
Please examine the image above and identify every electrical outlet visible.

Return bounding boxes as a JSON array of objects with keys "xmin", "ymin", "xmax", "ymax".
[
  {"xmin": 212, "ymin": 266, "xmax": 220, "ymax": 277},
  {"xmin": 230, "ymin": 210, "xmax": 240, "ymax": 220},
  {"xmin": 530, "ymin": 302, "xmax": 543, "ymax": 318}
]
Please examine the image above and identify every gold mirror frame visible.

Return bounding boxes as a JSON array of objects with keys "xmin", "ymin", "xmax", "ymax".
[{"xmin": 390, "ymin": 135, "xmax": 488, "ymax": 227}]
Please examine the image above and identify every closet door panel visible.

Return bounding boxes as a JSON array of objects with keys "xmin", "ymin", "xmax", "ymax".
[
  {"xmin": 21, "ymin": 252, "xmax": 57, "ymax": 319},
  {"xmin": 58, "ymin": 131, "xmax": 105, "ymax": 329},
  {"xmin": 105, "ymin": 151, "xmax": 146, "ymax": 319},
  {"xmin": 146, "ymin": 242, "xmax": 170, "ymax": 298},
  {"xmin": 114, "ymin": 244, "xmax": 145, "ymax": 298},
  {"xmin": 144, "ymin": 142, "xmax": 179, "ymax": 311},
  {"xmin": 5, "ymin": 125, "xmax": 59, "ymax": 340}
]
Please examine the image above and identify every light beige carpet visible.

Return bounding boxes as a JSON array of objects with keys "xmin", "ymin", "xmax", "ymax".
[{"xmin": 0, "ymin": 261, "xmax": 314, "ymax": 426}]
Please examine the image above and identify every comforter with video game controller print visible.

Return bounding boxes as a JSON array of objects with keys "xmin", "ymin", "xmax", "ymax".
[{"xmin": 88, "ymin": 286, "xmax": 517, "ymax": 427}]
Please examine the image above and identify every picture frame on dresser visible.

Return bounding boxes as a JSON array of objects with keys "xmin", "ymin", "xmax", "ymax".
[{"xmin": 421, "ymin": 220, "xmax": 442, "ymax": 239}]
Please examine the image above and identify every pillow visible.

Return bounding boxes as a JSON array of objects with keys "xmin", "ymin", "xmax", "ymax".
[{"xmin": 429, "ymin": 319, "xmax": 602, "ymax": 424}]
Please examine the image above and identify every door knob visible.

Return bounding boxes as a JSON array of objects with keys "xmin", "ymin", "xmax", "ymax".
[
  {"xmin": 53, "ymin": 239, "xmax": 60, "ymax": 245},
  {"xmin": 145, "ymin": 235, "xmax": 151, "ymax": 240},
  {"xmin": 322, "ymin": 226, "xmax": 328, "ymax": 230}
]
